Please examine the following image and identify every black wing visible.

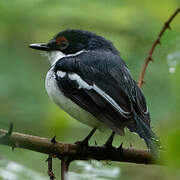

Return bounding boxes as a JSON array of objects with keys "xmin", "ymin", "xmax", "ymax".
[{"xmin": 53, "ymin": 50, "xmax": 150, "ymax": 134}]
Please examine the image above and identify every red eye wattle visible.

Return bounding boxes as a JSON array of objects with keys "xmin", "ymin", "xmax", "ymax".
[{"xmin": 56, "ymin": 36, "xmax": 67, "ymax": 45}]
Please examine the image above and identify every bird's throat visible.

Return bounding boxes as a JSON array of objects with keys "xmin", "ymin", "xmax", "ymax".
[
  {"xmin": 47, "ymin": 51, "xmax": 66, "ymax": 65},
  {"xmin": 46, "ymin": 50, "xmax": 85, "ymax": 66}
]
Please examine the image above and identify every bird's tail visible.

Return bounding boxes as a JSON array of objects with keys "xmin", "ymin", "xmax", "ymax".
[{"xmin": 132, "ymin": 112, "xmax": 160, "ymax": 158}]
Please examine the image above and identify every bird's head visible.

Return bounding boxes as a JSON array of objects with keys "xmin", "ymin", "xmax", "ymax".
[{"xmin": 29, "ymin": 29, "xmax": 118, "ymax": 64}]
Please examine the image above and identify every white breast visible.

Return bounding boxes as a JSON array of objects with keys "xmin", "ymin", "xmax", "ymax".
[{"xmin": 45, "ymin": 67, "xmax": 105, "ymax": 129}]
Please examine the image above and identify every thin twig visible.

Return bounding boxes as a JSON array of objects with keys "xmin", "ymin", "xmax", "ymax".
[
  {"xmin": 138, "ymin": 7, "xmax": 180, "ymax": 88},
  {"xmin": 61, "ymin": 156, "xmax": 70, "ymax": 180},
  {"xmin": 46, "ymin": 155, "xmax": 55, "ymax": 180}
]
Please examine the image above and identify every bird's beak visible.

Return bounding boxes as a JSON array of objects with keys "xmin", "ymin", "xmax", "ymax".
[{"xmin": 29, "ymin": 43, "xmax": 50, "ymax": 51}]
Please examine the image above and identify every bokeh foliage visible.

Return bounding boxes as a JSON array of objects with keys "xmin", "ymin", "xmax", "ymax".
[{"xmin": 0, "ymin": 0, "xmax": 180, "ymax": 179}]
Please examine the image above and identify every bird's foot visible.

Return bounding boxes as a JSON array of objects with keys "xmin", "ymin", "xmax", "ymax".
[
  {"xmin": 75, "ymin": 128, "xmax": 96, "ymax": 147},
  {"xmin": 103, "ymin": 131, "xmax": 115, "ymax": 149}
]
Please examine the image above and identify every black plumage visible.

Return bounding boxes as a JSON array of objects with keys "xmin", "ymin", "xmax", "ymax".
[{"xmin": 54, "ymin": 49, "xmax": 158, "ymax": 154}]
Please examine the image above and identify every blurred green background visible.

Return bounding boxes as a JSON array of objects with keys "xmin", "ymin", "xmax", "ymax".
[{"xmin": 0, "ymin": 0, "xmax": 180, "ymax": 179}]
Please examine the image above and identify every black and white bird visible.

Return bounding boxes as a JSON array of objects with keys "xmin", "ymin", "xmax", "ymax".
[{"xmin": 29, "ymin": 29, "xmax": 159, "ymax": 155}]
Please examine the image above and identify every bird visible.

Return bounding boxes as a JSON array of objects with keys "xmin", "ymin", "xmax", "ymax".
[{"xmin": 29, "ymin": 29, "xmax": 159, "ymax": 155}]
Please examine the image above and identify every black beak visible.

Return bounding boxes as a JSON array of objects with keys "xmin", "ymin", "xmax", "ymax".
[{"xmin": 29, "ymin": 43, "xmax": 50, "ymax": 51}]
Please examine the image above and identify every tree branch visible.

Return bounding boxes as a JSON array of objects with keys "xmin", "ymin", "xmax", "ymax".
[
  {"xmin": 0, "ymin": 129, "xmax": 163, "ymax": 165},
  {"xmin": 138, "ymin": 7, "xmax": 180, "ymax": 88}
]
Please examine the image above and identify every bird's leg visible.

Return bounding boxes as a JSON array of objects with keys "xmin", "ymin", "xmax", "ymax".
[
  {"xmin": 75, "ymin": 128, "xmax": 97, "ymax": 146},
  {"xmin": 103, "ymin": 131, "xmax": 115, "ymax": 148}
]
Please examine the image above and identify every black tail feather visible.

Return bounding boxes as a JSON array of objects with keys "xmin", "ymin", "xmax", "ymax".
[{"xmin": 133, "ymin": 112, "xmax": 160, "ymax": 158}]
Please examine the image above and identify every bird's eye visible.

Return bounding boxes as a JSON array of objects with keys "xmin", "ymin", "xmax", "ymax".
[
  {"xmin": 56, "ymin": 36, "xmax": 69, "ymax": 50},
  {"xmin": 60, "ymin": 41, "xmax": 69, "ymax": 50}
]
